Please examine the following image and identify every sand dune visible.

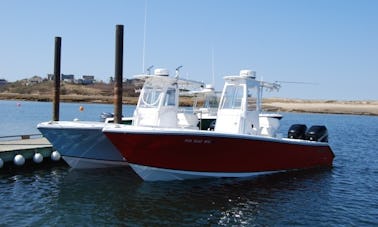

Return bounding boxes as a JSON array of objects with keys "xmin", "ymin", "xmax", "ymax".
[{"xmin": 263, "ymin": 99, "xmax": 378, "ymax": 116}]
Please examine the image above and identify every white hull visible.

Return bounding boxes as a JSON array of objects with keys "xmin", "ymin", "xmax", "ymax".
[
  {"xmin": 37, "ymin": 121, "xmax": 126, "ymax": 169},
  {"xmin": 63, "ymin": 156, "xmax": 128, "ymax": 169},
  {"xmin": 130, "ymin": 163, "xmax": 283, "ymax": 182}
]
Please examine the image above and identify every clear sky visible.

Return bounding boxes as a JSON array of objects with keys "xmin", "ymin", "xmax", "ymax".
[{"xmin": 0, "ymin": 0, "xmax": 377, "ymax": 100}]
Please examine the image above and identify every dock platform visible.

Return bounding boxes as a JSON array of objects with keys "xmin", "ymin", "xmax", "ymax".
[
  {"xmin": 0, "ymin": 137, "xmax": 51, "ymax": 152},
  {"xmin": 0, "ymin": 136, "xmax": 65, "ymax": 170}
]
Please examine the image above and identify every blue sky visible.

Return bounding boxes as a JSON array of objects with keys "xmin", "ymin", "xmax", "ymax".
[{"xmin": 0, "ymin": 0, "xmax": 377, "ymax": 100}]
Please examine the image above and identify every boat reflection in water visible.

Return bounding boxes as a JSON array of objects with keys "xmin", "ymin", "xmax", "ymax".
[{"xmin": 103, "ymin": 70, "xmax": 334, "ymax": 181}]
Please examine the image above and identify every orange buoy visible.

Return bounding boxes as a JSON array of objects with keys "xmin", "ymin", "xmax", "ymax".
[{"xmin": 79, "ymin": 106, "xmax": 84, "ymax": 111}]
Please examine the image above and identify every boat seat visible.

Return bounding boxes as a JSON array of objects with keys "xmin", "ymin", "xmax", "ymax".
[
  {"xmin": 177, "ymin": 112, "xmax": 199, "ymax": 129},
  {"xmin": 259, "ymin": 116, "xmax": 279, "ymax": 137}
]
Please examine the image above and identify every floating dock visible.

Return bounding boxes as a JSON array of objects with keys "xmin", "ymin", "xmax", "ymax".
[{"xmin": 0, "ymin": 135, "xmax": 65, "ymax": 171}]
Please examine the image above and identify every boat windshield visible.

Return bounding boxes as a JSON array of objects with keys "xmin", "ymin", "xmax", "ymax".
[
  {"xmin": 163, "ymin": 88, "xmax": 176, "ymax": 106},
  {"xmin": 140, "ymin": 86, "xmax": 163, "ymax": 108},
  {"xmin": 247, "ymin": 87, "xmax": 257, "ymax": 111},
  {"xmin": 203, "ymin": 94, "xmax": 219, "ymax": 109},
  {"xmin": 220, "ymin": 85, "xmax": 243, "ymax": 109}
]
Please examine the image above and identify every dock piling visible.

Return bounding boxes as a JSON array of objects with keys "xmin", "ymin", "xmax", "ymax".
[
  {"xmin": 114, "ymin": 25, "xmax": 124, "ymax": 124},
  {"xmin": 53, "ymin": 37, "xmax": 61, "ymax": 121}
]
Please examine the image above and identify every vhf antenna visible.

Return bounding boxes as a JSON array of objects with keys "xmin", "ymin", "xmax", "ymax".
[
  {"xmin": 175, "ymin": 65, "xmax": 183, "ymax": 78},
  {"xmin": 146, "ymin": 65, "xmax": 154, "ymax": 75}
]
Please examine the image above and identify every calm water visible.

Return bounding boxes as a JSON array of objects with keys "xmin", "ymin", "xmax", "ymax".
[
  {"xmin": 0, "ymin": 100, "xmax": 377, "ymax": 226},
  {"xmin": 0, "ymin": 100, "xmax": 135, "ymax": 137}
]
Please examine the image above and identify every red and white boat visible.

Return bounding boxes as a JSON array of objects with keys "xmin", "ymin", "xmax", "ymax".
[{"xmin": 103, "ymin": 70, "xmax": 335, "ymax": 181}]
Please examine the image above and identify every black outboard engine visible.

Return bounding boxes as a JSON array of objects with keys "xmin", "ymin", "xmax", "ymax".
[
  {"xmin": 288, "ymin": 124, "xmax": 307, "ymax": 139},
  {"xmin": 208, "ymin": 120, "xmax": 216, "ymax": 131},
  {"xmin": 305, "ymin": 125, "xmax": 328, "ymax": 142}
]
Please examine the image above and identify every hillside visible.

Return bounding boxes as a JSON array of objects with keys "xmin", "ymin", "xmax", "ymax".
[
  {"xmin": 1, "ymin": 80, "xmax": 377, "ymax": 115},
  {"xmin": 0, "ymin": 80, "xmax": 140, "ymax": 104}
]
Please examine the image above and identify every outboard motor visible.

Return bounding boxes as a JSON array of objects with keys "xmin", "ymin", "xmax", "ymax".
[
  {"xmin": 208, "ymin": 120, "xmax": 216, "ymax": 131},
  {"xmin": 288, "ymin": 124, "xmax": 307, "ymax": 139},
  {"xmin": 305, "ymin": 125, "xmax": 328, "ymax": 142},
  {"xmin": 100, "ymin": 112, "xmax": 114, "ymax": 122},
  {"xmin": 99, "ymin": 112, "xmax": 123, "ymax": 122}
]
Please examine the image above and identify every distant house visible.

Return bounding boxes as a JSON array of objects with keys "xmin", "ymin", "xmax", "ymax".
[
  {"xmin": 47, "ymin": 74, "xmax": 95, "ymax": 85},
  {"xmin": 0, "ymin": 78, "xmax": 7, "ymax": 86},
  {"xmin": 28, "ymin": 76, "xmax": 43, "ymax": 85},
  {"xmin": 62, "ymin": 74, "xmax": 75, "ymax": 83},
  {"xmin": 82, "ymin": 75, "xmax": 95, "ymax": 85},
  {"xmin": 47, "ymin": 74, "xmax": 54, "ymax": 80}
]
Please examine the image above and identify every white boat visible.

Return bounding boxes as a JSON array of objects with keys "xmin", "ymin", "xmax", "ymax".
[
  {"xmin": 183, "ymin": 84, "xmax": 220, "ymax": 130},
  {"xmin": 188, "ymin": 83, "xmax": 283, "ymax": 131},
  {"xmin": 37, "ymin": 68, "xmax": 204, "ymax": 169},
  {"xmin": 103, "ymin": 70, "xmax": 334, "ymax": 181},
  {"xmin": 37, "ymin": 121, "xmax": 127, "ymax": 168}
]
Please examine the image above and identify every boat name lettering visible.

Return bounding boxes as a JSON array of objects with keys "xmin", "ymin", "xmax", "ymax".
[{"xmin": 184, "ymin": 139, "xmax": 212, "ymax": 144}]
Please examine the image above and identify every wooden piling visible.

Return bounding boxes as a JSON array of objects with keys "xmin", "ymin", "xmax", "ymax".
[
  {"xmin": 53, "ymin": 37, "xmax": 61, "ymax": 121},
  {"xmin": 114, "ymin": 25, "xmax": 124, "ymax": 124}
]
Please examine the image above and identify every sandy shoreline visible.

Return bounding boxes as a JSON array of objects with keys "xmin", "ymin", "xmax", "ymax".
[
  {"xmin": 1, "ymin": 93, "xmax": 377, "ymax": 116},
  {"xmin": 262, "ymin": 99, "xmax": 378, "ymax": 116}
]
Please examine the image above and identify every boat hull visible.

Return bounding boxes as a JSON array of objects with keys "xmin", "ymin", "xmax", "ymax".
[
  {"xmin": 63, "ymin": 156, "xmax": 128, "ymax": 169},
  {"xmin": 129, "ymin": 163, "xmax": 284, "ymax": 181},
  {"xmin": 38, "ymin": 121, "xmax": 127, "ymax": 169},
  {"xmin": 103, "ymin": 129, "xmax": 334, "ymax": 181}
]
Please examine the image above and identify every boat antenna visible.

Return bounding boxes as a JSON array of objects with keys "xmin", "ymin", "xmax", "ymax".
[
  {"xmin": 175, "ymin": 65, "xmax": 183, "ymax": 78},
  {"xmin": 142, "ymin": 0, "xmax": 148, "ymax": 72},
  {"xmin": 146, "ymin": 65, "xmax": 154, "ymax": 75}
]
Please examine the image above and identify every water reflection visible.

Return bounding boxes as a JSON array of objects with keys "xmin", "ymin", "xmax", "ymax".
[
  {"xmin": 52, "ymin": 168, "xmax": 333, "ymax": 226},
  {"xmin": 0, "ymin": 166, "xmax": 66, "ymax": 226}
]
